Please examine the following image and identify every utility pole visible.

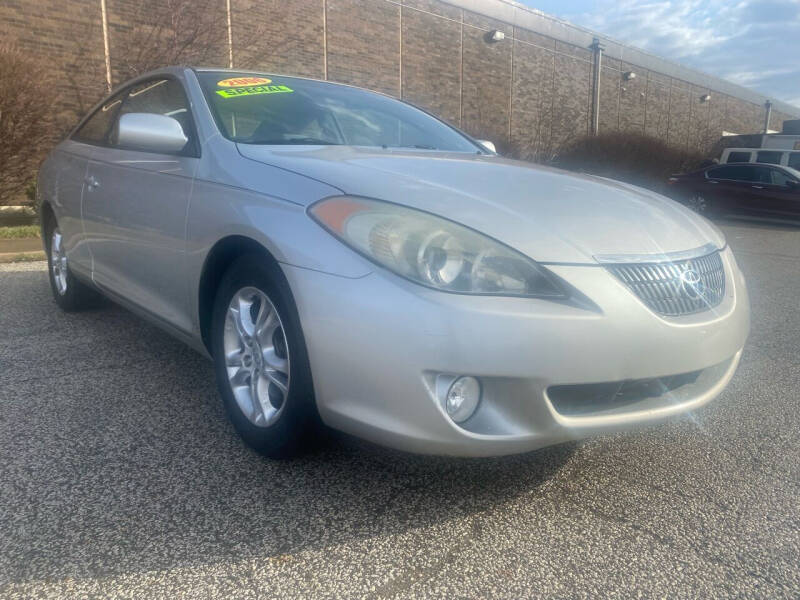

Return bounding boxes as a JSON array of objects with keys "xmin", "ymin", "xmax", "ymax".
[
  {"xmin": 763, "ymin": 100, "xmax": 773, "ymax": 134},
  {"xmin": 226, "ymin": 0, "xmax": 234, "ymax": 68},
  {"xmin": 100, "ymin": 0, "xmax": 112, "ymax": 92},
  {"xmin": 590, "ymin": 37, "xmax": 605, "ymax": 136}
]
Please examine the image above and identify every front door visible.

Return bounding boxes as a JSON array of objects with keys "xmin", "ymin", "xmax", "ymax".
[
  {"xmin": 756, "ymin": 167, "xmax": 800, "ymax": 218},
  {"xmin": 54, "ymin": 92, "xmax": 126, "ymax": 274},
  {"xmin": 733, "ymin": 164, "xmax": 775, "ymax": 217},
  {"xmin": 82, "ymin": 77, "xmax": 199, "ymax": 333},
  {"xmin": 47, "ymin": 142, "xmax": 94, "ymax": 275},
  {"xmin": 702, "ymin": 165, "xmax": 750, "ymax": 215}
]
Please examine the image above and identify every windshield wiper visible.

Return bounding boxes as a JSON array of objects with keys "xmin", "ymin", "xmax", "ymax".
[
  {"xmin": 382, "ymin": 144, "xmax": 438, "ymax": 150},
  {"xmin": 248, "ymin": 137, "xmax": 342, "ymax": 146}
]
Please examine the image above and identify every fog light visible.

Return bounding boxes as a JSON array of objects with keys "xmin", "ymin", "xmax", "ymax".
[{"xmin": 446, "ymin": 376, "xmax": 481, "ymax": 423}]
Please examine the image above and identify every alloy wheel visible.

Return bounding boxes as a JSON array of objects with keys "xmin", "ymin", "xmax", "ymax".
[
  {"xmin": 51, "ymin": 229, "xmax": 68, "ymax": 295},
  {"xmin": 687, "ymin": 194, "xmax": 708, "ymax": 214},
  {"xmin": 223, "ymin": 287, "xmax": 291, "ymax": 427}
]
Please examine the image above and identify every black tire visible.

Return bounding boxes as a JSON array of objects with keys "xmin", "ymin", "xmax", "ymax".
[
  {"xmin": 210, "ymin": 254, "xmax": 319, "ymax": 458},
  {"xmin": 44, "ymin": 212, "xmax": 102, "ymax": 311}
]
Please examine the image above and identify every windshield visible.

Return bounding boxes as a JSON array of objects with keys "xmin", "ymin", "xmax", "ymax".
[{"xmin": 196, "ymin": 71, "xmax": 481, "ymax": 152}]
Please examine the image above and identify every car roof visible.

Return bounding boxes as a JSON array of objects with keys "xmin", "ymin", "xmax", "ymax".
[
  {"xmin": 712, "ymin": 163, "xmax": 800, "ymax": 177},
  {"xmin": 104, "ymin": 66, "xmax": 379, "ymax": 101},
  {"xmin": 101, "ymin": 66, "xmax": 188, "ymax": 98}
]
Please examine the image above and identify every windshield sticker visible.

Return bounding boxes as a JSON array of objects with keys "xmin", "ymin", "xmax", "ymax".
[
  {"xmin": 217, "ymin": 76, "xmax": 271, "ymax": 87},
  {"xmin": 216, "ymin": 84, "xmax": 294, "ymax": 99}
]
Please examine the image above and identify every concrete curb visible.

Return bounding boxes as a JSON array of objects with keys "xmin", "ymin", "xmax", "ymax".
[
  {"xmin": 0, "ymin": 206, "xmax": 36, "ymax": 215},
  {"xmin": 0, "ymin": 251, "xmax": 46, "ymax": 264}
]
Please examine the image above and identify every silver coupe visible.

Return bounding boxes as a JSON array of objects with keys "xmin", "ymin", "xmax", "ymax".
[{"xmin": 37, "ymin": 67, "xmax": 750, "ymax": 457}]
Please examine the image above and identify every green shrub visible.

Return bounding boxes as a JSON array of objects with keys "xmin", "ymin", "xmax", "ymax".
[
  {"xmin": 0, "ymin": 45, "xmax": 55, "ymax": 206},
  {"xmin": 0, "ymin": 225, "xmax": 40, "ymax": 239}
]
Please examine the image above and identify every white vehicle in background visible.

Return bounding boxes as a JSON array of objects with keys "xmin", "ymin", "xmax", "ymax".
[{"xmin": 721, "ymin": 134, "xmax": 800, "ymax": 169}]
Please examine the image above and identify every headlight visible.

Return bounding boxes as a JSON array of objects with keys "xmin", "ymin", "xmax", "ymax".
[{"xmin": 309, "ymin": 196, "xmax": 565, "ymax": 298}]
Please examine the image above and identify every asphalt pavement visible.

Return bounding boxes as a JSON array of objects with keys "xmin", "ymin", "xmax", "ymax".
[{"xmin": 0, "ymin": 218, "xmax": 798, "ymax": 599}]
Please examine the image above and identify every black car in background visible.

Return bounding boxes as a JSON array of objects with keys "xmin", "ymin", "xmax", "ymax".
[{"xmin": 668, "ymin": 162, "xmax": 800, "ymax": 218}]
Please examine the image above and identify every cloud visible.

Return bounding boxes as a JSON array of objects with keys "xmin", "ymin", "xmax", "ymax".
[
  {"xmin": 741, "ymin": 0, "xmax": 800, "ymax": 21},
  {"xmin": 542, "ymin": 0, "xmax": 800, "ymax": 109}
]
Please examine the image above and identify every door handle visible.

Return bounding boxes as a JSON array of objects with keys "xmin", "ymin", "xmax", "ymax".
[
  {"xmin": 85, "ymin": 176, "xmax": 100, "ymax": 190},
  {"xmin": 707, "ymin": 180, "xmax": 718, "ymax": 184},
  {"xmin": 751, "ymin": 185, "xmax": 764, "ymax": 189}
]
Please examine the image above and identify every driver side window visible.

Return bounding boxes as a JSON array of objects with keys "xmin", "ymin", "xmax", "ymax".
[
  {"xmin": 73, "ymin": 92, "xmax": 125, "ymax": 145},
  {"xmin": 708, "ymin": 165, "xmax": 749, "ymax": 181},
  {"xmin": 770, "ymin": 169, "xmax": 795, "ymax": 187},
  {"xmin": 750, "ymin": 166, "xmax": 773, "ymax": 184}
]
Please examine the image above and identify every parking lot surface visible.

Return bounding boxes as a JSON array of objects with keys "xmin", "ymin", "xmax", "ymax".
[{"xmin": 1, "ymin": 218, "xmax": 798, "ymax": 599}]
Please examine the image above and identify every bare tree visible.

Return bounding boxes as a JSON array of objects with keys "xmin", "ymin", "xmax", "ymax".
[
  {"xmin": 509, "ymin": 93, "xmax": 562, "ymax": 164},
  {"xmin": 1, "ymin": 1, "xmax": 269, "ymax": 205},
  {"xmin": 61, "ymin": 0, "xmax": 235, "ymax": 123},
  {"xmin": 112, "ymin": 0, "xmax": 229, "ymax": 82},
  {"xmin": 0, "ymin": 45, "xmax": 57, "ymax": 205},
  {"xmin": 62, "ymin": 17, "xmax": 108, "ymax": 125}
]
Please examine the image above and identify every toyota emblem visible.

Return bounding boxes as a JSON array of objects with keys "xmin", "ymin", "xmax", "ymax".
[{"xmin": 679, "ymin": 268, "xmax": 705, "ymax": 299}]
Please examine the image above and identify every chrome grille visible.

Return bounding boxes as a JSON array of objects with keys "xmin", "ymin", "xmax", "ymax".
[{"xmin": 605, "ymin": 251, "xmax": 725, "ymax": 316}]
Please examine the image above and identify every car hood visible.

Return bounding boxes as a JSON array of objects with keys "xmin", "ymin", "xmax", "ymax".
[{"xmin": 237, "ymin": 145, "xmax": 724, "ymax": 264}]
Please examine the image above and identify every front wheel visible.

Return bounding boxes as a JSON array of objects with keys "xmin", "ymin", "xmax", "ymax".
[{"xmin": 210, "ymin": 255, "xmax": 318, "ymax": 458}]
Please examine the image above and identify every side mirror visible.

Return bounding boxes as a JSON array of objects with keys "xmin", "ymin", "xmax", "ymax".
[
  {"xmin": 786, "ymin": 179, "xmax": 799, "ymax": 189},
  {"xmin": 117, "ymin": 112, "xmax": 188, "ymax": 153},
  {"xmin": 476, "ymin": 139, "xmax": 496, "ymax": 154}
]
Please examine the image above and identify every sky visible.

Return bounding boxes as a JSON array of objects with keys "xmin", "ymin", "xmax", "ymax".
[{"xmin": 517, "ymin": 0, "xmax": 800, "ymax": 108}]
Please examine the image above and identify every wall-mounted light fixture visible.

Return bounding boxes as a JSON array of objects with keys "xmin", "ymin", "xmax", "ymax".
[
  {"xmin": 623, "ymin": 71, "xmax": 636, "ymax": 81},
  {"xmin": 486, "ymin": 30, "xmax": 505, "ymax": 43},
  {"xmin": 700, "ymin": 94, "xmax": 711, "ymax": 103}
]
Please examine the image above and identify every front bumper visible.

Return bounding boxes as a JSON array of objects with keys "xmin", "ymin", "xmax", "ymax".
[{"xmin": 283, "ymin": 246, "xmax": 749, "ymax": 457}]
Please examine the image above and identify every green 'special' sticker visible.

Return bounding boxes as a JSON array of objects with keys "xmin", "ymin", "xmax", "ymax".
[{"xmin": 216, "ymin": 84, "xmax": 294, "ymax": 99}]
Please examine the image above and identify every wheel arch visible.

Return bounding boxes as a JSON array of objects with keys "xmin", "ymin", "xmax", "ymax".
[{"xmin": 197, "ymin": 235, "xmax": 288, "ymax": 355}]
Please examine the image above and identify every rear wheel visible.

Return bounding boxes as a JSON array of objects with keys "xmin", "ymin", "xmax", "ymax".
[
  {"xmin": 45, "ymin": 214, "xmax": 101, "ymax": 311},
  {"xmin": 211, "ymin": 255, "xmax": 318, "ymax": 458}
]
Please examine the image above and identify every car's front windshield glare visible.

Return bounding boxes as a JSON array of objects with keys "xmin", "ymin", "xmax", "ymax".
[{"xmin": 197, "ymin": 71, "xmax": 480, "ymax": 152}]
